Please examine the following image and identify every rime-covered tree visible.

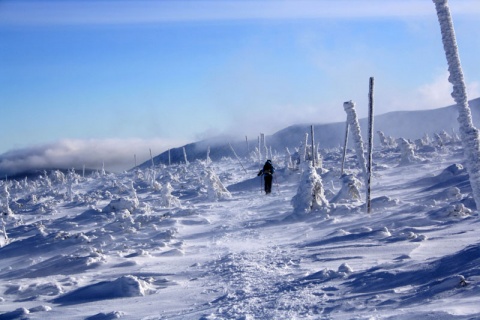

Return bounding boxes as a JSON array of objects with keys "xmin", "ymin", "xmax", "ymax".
[
  {"xmin": 291, "ymin": 162, "xmax": 328, "ymax": 214},
  {"xmin": 343, "ymin": 101, "xmax": 368, "ymax": 182},
  {"xmin": 2, "ymin": 184, "xmax": 13, "ymax": 216},
  {"xmin": 397, "ymin": 138, "xmax": 423, "ymax": 166},
  {"xmin": 202, "ymin": 167, "xmax": 231, "ymax": 201},
  {"xmin": 433, "ymin": 0, "xmax": 480, "ymax": 209},
  {"xmin": 159, "ymin": 182, "xmax": 181, "ymax": 208},
  {"xmin": 330, "ymin": 174, "xmax": 362, "ymax": 203}
]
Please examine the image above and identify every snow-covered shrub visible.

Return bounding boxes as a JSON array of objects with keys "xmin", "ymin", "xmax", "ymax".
[
  {"xmin": 0, "ymin": 217, "xmax": 9, "ymax": 247},
  {"xmin": 397, "ymin": 138, "xmax": 423, "ymax": 165},
  {"xmin": 330, "ymin": 173, "xmax": 362, "ymax": 203},
  {"xmin": 2, "ymin": 184, "xmax": 13, "ymax": 216},
  {"xmin": 291, "ymin": 162, "xmax": 329, "ymax": 214},
  {"xmin": 103, "ymin": 198, "xmax": 139, "ymax": 214},
  {"xmin": 301, "ymin": 133, "xmax": 308, "ymax": 163},
  {"xmin": 206, "ymin": 146, "xmax": 212, "ymax": 166},
  {"xmin": 202, "ymin": 167, "xmax": 231, "ymax": 201},
  {"xmin": 159, "ymin": 182, "xmax": 181, "ymax": 208},
  {"xmin": 439, "ymin": 130, "xmax": 453, "ymax": 145},
  {"xmin": 50, "ymin": 170, "xmax": 65, "ymax": 184},
  {"xmin": 285, "ymin": 147, "xmax": 292, "ymax": 169},
  {"xmin": 343, "ymin": 101, "xmax": 367, "ymax": 181},
  {"xmin": 377, "ymin": 131, "xmax": 396, "ymax": 148},
  {"xmin": 431, "ymin": 203, "xmax": 473, "ymax": 219},
  {"xmin": 433, "ymin": 133, "xmax": 444, "ymax": 148},
  {"xmin": 66, "ymin": 169, "xmax": 79, "ymax": 202}
]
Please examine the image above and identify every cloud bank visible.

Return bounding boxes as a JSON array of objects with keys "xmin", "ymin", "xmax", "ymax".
[{"xmin": 0, "ymin": 138, "xmax": 185, "ymax": 176}]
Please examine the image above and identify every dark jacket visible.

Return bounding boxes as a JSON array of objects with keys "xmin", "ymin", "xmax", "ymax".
[{"xmin": 258, "ymin": 160, "xmax": 275, "ymax": 176}]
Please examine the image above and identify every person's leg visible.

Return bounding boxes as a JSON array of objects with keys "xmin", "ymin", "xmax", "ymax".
[{"xmin": 265, "ymin": 175, "xmax": 272, "ymax": 194}]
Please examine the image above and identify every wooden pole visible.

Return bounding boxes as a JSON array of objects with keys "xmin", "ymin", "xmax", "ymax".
[
  {"xmin": 311, "ymin": 125, "xmax": 315, "ymax": 167},
  {"xmin": 367, "ymin": 77, "xmax": 374, "ymax": 214},
  {"xmin": 149, "ymin": 149, "xmax": 154, "ymax": 168},
  {"xmin": 229, "ymin": 143, "xmax": 248, "ymax": 174}
]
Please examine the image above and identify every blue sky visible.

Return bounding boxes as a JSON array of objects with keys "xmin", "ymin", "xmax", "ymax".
[{"xmin": 1, "ymin": 0, "xmax": 480, "ymax": 173}]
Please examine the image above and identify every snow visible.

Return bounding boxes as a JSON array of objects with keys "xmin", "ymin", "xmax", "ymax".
[{"xmin": 1, "ymin": 134, "xmax": 480, "ymax": 320}]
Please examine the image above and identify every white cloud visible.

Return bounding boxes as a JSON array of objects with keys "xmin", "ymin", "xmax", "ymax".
[
  {"xmin": 380, "ymin": 71, "xmax": 480, "ymax": 114},
  {"xmin": 2, "ymin": 0, "xmax": 480, "ymax": 26},
  {"xmin": 0, "ymin": 138, "xmax": 185, "ymax": 176},
  {"xmin": 415, "ymin": 72, "xmax": 480, "ymax": 109}
]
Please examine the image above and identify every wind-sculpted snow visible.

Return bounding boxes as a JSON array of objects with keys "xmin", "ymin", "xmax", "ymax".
[{"xmin": 1, "ymin": 139, "xmax": 480, "ymax": 319}]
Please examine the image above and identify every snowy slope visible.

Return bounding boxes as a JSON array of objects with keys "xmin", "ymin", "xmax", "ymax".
[{"xmin": 1, "ymin": 135, "xmax": 480, "ymax": 319}]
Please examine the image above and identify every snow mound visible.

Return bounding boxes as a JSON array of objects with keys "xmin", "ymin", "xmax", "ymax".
[
  {"xmin": 102, "ymin": 198, "xmax": 138, "ymax": 213},
  {"xmin": 53, "ymin": 275, "xmax": 153, "ymax": 305},
  {"xmin": 84, "ymin": 311, "xmax": 125, "ymax": 320}
]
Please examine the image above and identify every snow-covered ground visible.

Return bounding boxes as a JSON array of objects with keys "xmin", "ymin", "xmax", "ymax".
[{"xmin": 1, "ymin": 139, "xmax": 480, "ymax": 320}]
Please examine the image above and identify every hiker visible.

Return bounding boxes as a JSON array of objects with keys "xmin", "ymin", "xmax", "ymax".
[{"xmin": 257, "ymin": 159, "xmax": 275, "ymax": 194}]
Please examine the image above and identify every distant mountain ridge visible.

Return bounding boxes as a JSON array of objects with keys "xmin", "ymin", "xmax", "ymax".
[{"xmin": 140, "ymin": 98, "xmax": 480, "ymax": 168}]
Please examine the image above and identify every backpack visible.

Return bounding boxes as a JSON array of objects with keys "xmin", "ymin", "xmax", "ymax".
[{"xmin": 263, "ymin": 160, "xmax": 274, "ymax": 175}]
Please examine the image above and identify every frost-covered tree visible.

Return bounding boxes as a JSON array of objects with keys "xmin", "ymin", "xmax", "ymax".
[
  {"xmin": 433, "ymin": 0, "xmax": 480, "ymax": 209},
  {"xmin": 159, "ymin": 182, "xmax": 181, "ymax": 208},
  {"xmin": 2, "ymin": 184, "xmax": 13, "ymax": 216},
  {"xmin": 291, "ymin": 162, "xmax": 328, "ymax": 214},
  {"xmin": 439, "ymin": 130, "xmax": 453, "ymax": 144},
  {"xmin": 433, "ymin": 133, "xmax": 444, "ymax": 148},
  {"xmin": 422, "ymin": 133, "xmax": 432, "ymax": 146},
  {"xmin": 377, "ymin": 131, "xmax": 396, "ymax": 148},
  {"xmin": 285, "ymin": 147, "xmax": 293, "ymax": 169},
  {"xmin": 66, "ymin": 169, "xmax": 79, "ymax": 202},
  {"xmin": 330, "ymin": 174, "xmax": 362, "ymax": 203},
  {"xmin": 0, "ymin": 217, "xmax": 8, "ymax": 247},
  {"xmin": 203, "ymin": 167, "xmax": 231, "ymax": 201},
  {"xmin": 343, "ymin": 101, "xmax": 368, "ymax": 181},
  {"xmin": 206, "ymin": 146, "xmax": 212, "ymax": 166},
  {"xmin": 183, "ymin": 147, "xmax": 189, "ymax": 165},
  {"xmin": 301, "ymin": 133, "xmax": 308, "ymax": 163},
  {"xmin": 397, "ymin": 138, "xmax": 423, "ymax": 166}
]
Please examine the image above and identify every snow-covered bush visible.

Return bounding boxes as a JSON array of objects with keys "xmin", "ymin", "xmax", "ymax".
[
  {"xmin": 2, "ymin": 184, "xmax": 13, "ymax": 216},
  {"xmin": 343, "ymin": 101, "xmax": 367, "ymax": 181},
  {"xmin": 291, "ymin": 162, "xmax": 329, "ymax": 214},
  {"xmin": 0, "ymin": 217, "xmax": 9, "ymax": 247},
  {"xmin": 285, "ymin": 147, "xmax": 293, "ymax": 169},
  {"xmin": 159, "ymin": 182, "xmax": 181, "ymax": 208},
  {"xmin": 301, "ymin": 133, "xmax": 308, "ymax": 163},
  {"xmin": 330, "ymin": 173, "xmax": 362, "ymax": 203},
  {"xmin": 377, "ymin": 131, "xmax": 396, "ymax": 148},
  {"xmin": 103, "ymin": 198, "xmax": 139, "ymax": 214},
  {"xmin": 397, "ymin": 138, "xmax": 423, "ymax": 165},
  {"xmin": 202, "ymin": 167, "xmax": 231, "ymax": 201},
  {"xmin": 438, "ymin": 130, "xmax": 453, "ymax": 145},
  {"xmin": 433, "ymin": 133, "xmax": 444, "ymax": 148}
]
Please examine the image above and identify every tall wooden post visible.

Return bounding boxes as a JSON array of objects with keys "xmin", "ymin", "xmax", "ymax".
[
  {"xmin": 367, "ymin": 77, "xmax": 374, "ymax": 214},
  {"xmin": 311, "ymin": 125, "xmax": 315, "ymax": 167}
]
